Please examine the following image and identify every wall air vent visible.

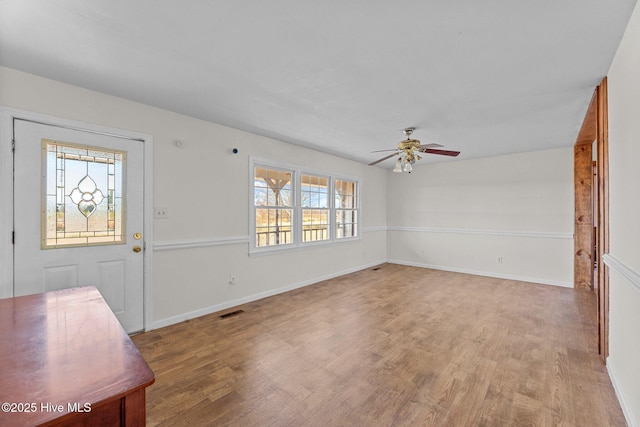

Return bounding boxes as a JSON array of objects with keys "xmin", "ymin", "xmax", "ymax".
[{"xmin": 219, "ymin": 309, "xmax": 244, "ymax": 319}]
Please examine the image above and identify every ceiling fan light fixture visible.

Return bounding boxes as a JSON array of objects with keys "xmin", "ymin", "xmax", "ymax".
[
  {"xmin": 368, "ymin": 127, "xmax": 460, "ymax": 170},
  {"xmin": 393, "ymin": 157, "xmax": 403, "ymax": 173}
]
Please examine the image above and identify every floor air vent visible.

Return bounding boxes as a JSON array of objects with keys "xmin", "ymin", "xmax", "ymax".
[{"xmin": 219, "ymin": 309, "xmax": 244, "ymax": 319}]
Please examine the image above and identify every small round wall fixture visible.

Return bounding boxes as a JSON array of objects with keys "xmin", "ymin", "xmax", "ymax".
[{"xmin": 232, "ymin": 148, "xmax": 239, "ymax": 154}]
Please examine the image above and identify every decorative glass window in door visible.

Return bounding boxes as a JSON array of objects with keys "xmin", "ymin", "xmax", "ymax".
[{"xmin": 42, "ymin": 139, "xmax": 126, "ymax": 248}]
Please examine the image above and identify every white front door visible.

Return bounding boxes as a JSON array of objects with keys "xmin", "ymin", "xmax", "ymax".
[{"xmin": 13, "ymin": 119, "xmax": 145, "ymax": 333}]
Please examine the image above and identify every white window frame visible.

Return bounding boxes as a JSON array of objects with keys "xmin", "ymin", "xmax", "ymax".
[
  {"xmin": 334, "ymin": 177, "xmax": 360, "ymax": 240},
  {"xmin": 249, "ymin": 157, "xmax": 360, "ymax": 255},
  {"xmin": 299, "ymin": 170, "xmax": 332, "ymax": 245},
  {"xmin": 251, "ymin": 159, "xmax": 297, "ymax": 253}
]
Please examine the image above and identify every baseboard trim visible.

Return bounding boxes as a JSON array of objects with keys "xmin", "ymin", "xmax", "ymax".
[
  {"xmin": 607, "ymin": 357, "xmax": 638, "ymax": 427},
  {"xmin": 387, "ymin": 259, "xmax": 573, "ymax": 288},
  {"xmin": 149, "ymin": 259, "xmax": 386, "ymax": 330},
  {"xmin": 151, "ymin": 257, "xmax": 572, "ymax": 330}
]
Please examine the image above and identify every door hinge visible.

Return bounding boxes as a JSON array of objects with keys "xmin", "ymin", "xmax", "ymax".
[
  {"xmin": 12, "ymin": 230, "xmax": 15, "ymax": 244},
  {"xmin": 11, "ymin": 138, "xmax": 16, "ymax": 152}
]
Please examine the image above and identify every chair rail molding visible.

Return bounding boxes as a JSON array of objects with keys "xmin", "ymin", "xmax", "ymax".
[
  {"xmin": 603, "ymin": 253, "xmax": 640, "ymax": 292},
  {"xmin": 387, "ymin": 226, "xmax": 572, "ymax": 239},
  {"xmin": 154, "ymin": 227, "xmax": 386, "ymax": 252}
]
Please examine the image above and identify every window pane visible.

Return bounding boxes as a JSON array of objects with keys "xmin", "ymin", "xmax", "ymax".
[
  {"xmin": 335, "ymin": 178, "xmax": 358, "ymax": 244},
  {"xmin": 254, "ymin": 187, "xmax": 268, "ymax": 206},
  {"xmin": 336, "ymin": 209, "xmax": 358, "ymax": 239},
  {"xmin": 42, "ymin": 140, "xmax": 125, "ymax": 249},
  {"xmin": 300, "ymin": 174, "xmax": 330, "ymax": 242},
  {"xmin": 254, "ymin": 166, "xmax": 292, "ymax": 207},
  {"xmin": 278, "ymin": 189, "xmax": 292, "ymax": 206},
  {"xmin": 255, "ymin": 207, "xmax": 293, "ymax": 247},
  {"xmin": 302, "ymin": 174, "xmax": 329, "ymax": 209},
  {"xmin": 336, "ymin": 210, "xmax": 358, "ymax": 239},
  {"xmin": 254, "ymin": 166, "xmax": 295, "ymax": 247},
  {"xmin": 335, "ymin": 179, "xmax": 356, "ymax": 209},
  {"xmin": 302, "ymin": 207, "xmax": 329, "ymax": 242}
]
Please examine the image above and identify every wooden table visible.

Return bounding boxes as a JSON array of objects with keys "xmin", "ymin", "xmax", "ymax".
[{"xmin": 0, "ymin": 287, "xmax": 155, "ymax": 426}]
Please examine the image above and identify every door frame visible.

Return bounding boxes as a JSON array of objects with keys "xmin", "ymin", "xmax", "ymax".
[
  {"xmin": 571, "ymin": 79, "xmax": 610, "ymax": 361},
  {"xmin": 595, "ymin": 78, "xmax": 610, "ymax": 361},
  {"xmin": 0, "ymin": 107, "xmax": 154, "ymax": 331}
]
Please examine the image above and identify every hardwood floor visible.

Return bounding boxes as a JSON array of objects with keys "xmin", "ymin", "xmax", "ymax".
[{"xmin": 132, "ymin": 264, "xmax": 626, "ymax": 426}]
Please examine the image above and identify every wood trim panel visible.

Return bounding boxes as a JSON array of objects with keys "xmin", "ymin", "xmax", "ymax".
[
  {"xmin": 596, "ymin": 78, "xmax": 610, "ymax": 360},
  {"xmin": 573, "ymin": 79, "xmax": 610, "ymax": 360},
  {"xmin": 574, "ymin": 140, "xmax": 594, "ymax": 290},
  {"xmin": 576, "ymin": 92, "xmax": 598, "ymax": 146}
]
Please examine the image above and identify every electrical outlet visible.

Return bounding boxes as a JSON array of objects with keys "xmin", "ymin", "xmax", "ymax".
[
  {"xmin": 154, "ymin": 207, "xmax": 169, "ymax": 219},
  {"xmin": 497, "ymin": 257, "xmax": 503, "ymax": 264},
  {"xmin": 229, "ymin": 275, "xmax": 236, "ymax": 285}
]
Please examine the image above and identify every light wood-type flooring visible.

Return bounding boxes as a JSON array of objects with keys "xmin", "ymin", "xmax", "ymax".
[{"xmin": 132, "ymin": 263, "xmax": 626, "ymax": 426}]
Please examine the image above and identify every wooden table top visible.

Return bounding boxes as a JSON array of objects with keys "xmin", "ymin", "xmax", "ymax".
[{"xmin": 0, "ymin": 286, "xmax": 154, "ymax": 426}]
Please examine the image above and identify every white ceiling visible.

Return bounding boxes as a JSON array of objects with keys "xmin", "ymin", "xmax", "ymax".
[{"xmin": 0, "ymin": 1, "xmax": 636, "ymax": 167}]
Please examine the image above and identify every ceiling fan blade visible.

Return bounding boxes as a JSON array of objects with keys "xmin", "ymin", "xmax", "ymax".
[
  {"xmin": 420, "ymin": 148, "xmax": 461, "ymax": 157},
  {"xmin": 418, "ymin": 143, "xmax": 444, "ymax": 149},
  {"xmin": 371, "ymin": 148, "xmax": 400, "ymax": 153},
  {"xmin": 368, "ymin": 152, "xmax": 399, "ymax": 166}
]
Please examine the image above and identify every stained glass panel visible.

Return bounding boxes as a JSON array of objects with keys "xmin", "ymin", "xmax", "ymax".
[{"xmin": 42, "ymin": 139, "xmax": 126, "ymax": 248}]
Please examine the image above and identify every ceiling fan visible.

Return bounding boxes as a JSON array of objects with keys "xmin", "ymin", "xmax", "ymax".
[{"xmin": 368, "ymin": 128, "xmax": 460, "ymax": 173}]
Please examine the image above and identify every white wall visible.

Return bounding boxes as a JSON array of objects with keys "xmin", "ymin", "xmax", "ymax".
[
  {"xmin": 606, "ymin": 2, "xmax": 640, "ymax": 425},
  {"xmin": 0, "ymin": 66, "xmax": 388, "ymax": 328},
  {"xmin": 386, "ymin": 148, "xmax": 574, "ymax": 286}
]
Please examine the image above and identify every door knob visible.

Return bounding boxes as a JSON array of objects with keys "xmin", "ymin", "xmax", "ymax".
[{"xmin": 133, "ymin": 245, "xmax": 142, "ymax": 253}]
